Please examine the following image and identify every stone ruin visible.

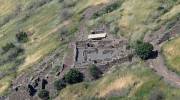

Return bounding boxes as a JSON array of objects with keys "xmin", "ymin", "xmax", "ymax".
[
  {"xmin": 62, "ymin": 28, "xmax": 134, "ymax": 69},
  {"xmin": 74, "ymin": 39, "xmax": 133, "ymax": 68}
]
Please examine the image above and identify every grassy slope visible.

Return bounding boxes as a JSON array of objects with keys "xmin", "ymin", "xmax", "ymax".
[
  {"xmin": 0, "ymin": 0, "xmax": 108, "ymax": 95},
  {"xmin": 0, "ymin": 0, "xmax": 179, "ymax": 96},
  {"xmin": 163, "ymin": 37, "xmax": 180, "ymax": 74},
  {"xmin": 0, "ymin": 0, "xmax": 63, "ymax": 95},
  {"xmin": 57, "ymin": 63, "xmax": 180, "ymax": 100},
  {"xmin": 88, "ymin": 0, "xmax": 179, "ymax": 41},
  {"xmin": 56, "ymin": 0, "xmax": 180, "ymax": 99}
]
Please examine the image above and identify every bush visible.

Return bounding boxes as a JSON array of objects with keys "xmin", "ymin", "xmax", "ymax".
[
  {"xmin": 7, "ymin": 47, "xmax": 24, "ymax": 59},
  {"xmin": 1, "ymin": 43, "xmax": 15, "ymax": 53},
  {"xmin": 64, "ymin": 69, "xmax": 84, "ymax": 84},
  {"xmin": 38, "ymin": 89, "xmax": 49, "ymax": 100},
  {"xmin": 89, "ymin": 65, "xmax": 102, "ymax": 79},
  {"xmin": 54, "ymin": 79, "xmax": 66, "ymax": 90},
  {"xmin": 134, "ymin": 41, "xmax": 154, "ymax": 60},
  {"xmin": 16, "ymin": 31, "xmax": 28, "ymax": 43},
  {"xmin": 1, "ymin": 43, "xmax": 24, "ymax": 59}
]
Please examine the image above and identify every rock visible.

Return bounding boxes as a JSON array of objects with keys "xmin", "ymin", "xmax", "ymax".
[
  {"xmin": 27, "ymin": 84, "xmax": 37, "ymax": 96},
  {"xmin": 42, "ymin": 79, "xmax": 48, "ymax": 89}
]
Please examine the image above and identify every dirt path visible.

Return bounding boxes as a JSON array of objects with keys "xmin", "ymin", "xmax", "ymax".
[
  {"xmin": 76, "ymin": 4, "xmax": 106, "ymax": 41},
  {"xmin": 147, "ymin": 47, "xmax": 180, "ymax": 87},
  {"xmin": 145, "ymin": 21, "xmax": 180, "ymax": 88}
]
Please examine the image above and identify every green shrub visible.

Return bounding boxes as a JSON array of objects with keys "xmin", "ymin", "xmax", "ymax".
[
  {"xmin": 38, "ymin": 89, "xmax": 49, "ymax": 100},
  {"xmin": 64, "ymin": 69, "xmax": 84, "ymax": 84},
  {"xmin": 89, "ymin": 65, "xmax": 102, "ymax": 79},
  {"xmin": 1, "ymin": 43, "xmax": 15, "ymax": 53},
  {"xmin": 7, "ymin": 47, "xmax": 24, "ymax": 59},
  {"xmin": 16, "ymin": 31, "xmax": 28, "ymax": 43},
  {"xmin": 0, "ymin": 42, "xmax": 25, "ymax": 71},
  {"xmin": 134, "ymin": 41, "xmax": 154, "ymax": 60},
  {"xmin": 54, "ymin": 79, "xmax": 66, "ymax": 90},
  {"xmin": 1, "ymin": 43, "xmax": 24, "ymax": 59}
]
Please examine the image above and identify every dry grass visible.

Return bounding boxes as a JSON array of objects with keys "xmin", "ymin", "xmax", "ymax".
[
  {"xmin": 18, "ymin": 49, "xmax": 43, "ymax": 72},
  {"xmin": 91, "ymin": 0, "xmax": 110, "ymax": 5},
  {"xmin": 0, "ymin": 83, "xmax": 9, "ymax": 95},
  {"xmin": 58, "ymin": 72, "xmax": 140, "ymax": 100},
  {"xmin": 0, "ymin": 0, "xmax": 16, "ymax": 16},
  {"xmin": 119, "ymin": 0, "xmax": 159, "ymax": 40},
  {"xmin": 161, "ymin": 4, "xmax": 180, "ymax": 21},
  {"xmin": 0, "ymin": 75, "xmax": 14, "ymax": 95},
  {"xmin": 57, "ymin": 63, "xmax": 180, "ymax": 100},
  {"xmin": 98, "ymin": 75, "xmax": 135, "ymax": 97},
  {"xmin": 163, "ymin": 37, "xmax": 180, "ymax": 73}
]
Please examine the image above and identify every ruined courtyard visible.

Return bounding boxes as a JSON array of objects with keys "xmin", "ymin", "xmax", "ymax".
[{"xmin": 63, "ymin": 30, "xmax": 133, "ymax": 69}]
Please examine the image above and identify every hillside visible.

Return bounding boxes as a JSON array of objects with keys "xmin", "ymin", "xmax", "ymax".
[{"xmin": 0, "ymin": 0, "xmax": 180, "ymax": 99}]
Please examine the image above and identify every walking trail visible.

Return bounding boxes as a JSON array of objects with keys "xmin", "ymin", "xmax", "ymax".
[{"xmin": 145, "ymin": 22, "xmax": 180, "ymax": 88}]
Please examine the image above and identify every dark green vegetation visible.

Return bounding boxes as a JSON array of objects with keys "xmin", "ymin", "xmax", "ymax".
[
  {"xmin": 16, "ymin": 31, "xmax": 28, "ymax": 43},
  {"xmin": 38, "ymin": 89, "xmax": 49, "ymax": 100},
  {"xmin": 54, "ymin": 69, "xmax": 83, "ymax": 91},
  {"xmin": 89, "ymin": 65, "xmax": 102, "ymax": 79},
  {"xmin": 64, "ymin": 69, "xmax": 84, "ymax": 84},
  {"xmin": 54, "ymin": 79, "xmax": 66, "ymax": 91},
  {"xmin": 134, "ymin": 41, "xmax": 154, "ymax": 60},
  {"xmin": 0, "ymin": 42, "xmax": 24, "ymax": 76}
]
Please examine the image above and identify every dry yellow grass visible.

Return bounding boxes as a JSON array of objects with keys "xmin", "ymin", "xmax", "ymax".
[
  {"xmin": 91, "ymin": 0, "xmax": 110, "ymax": 5},
  {"xmin": 98, "ymin": 75, "xmax": 135, "ymax": 97},
  {"xmin": 0, "ymin": 0, "xmax": 15, "ymax": 16},
  {"xmin": 0, "ymin": 82, "xmax": 9, "ymax": 95},
  {"xmin": 18, "ymin": 50, "xmax": 43, "ymax": 72},
  {"xmin": 118, "ymin": 0, "xmax": 160, "ymax": 40},
  {"xmin": 163, "ymin": 37, "xmax": 180, "ymax": 73},
  {"xmin": 18, "ymin": 20, "xmax": 69, "ymax": 73},
  {"xmin": 0, "ymin": 75, "xmax": 14, "ymax": 95},
  {"xmin": 128, "ymin": 81, "xmax": 143, "ymax": 97},
  {"xmin": 161, "ymin": 4, "xmax": 180, "ymax": 21},
  {"xmin": 57, "ymin": 74, "xmax": 140, "ymax": 100}
]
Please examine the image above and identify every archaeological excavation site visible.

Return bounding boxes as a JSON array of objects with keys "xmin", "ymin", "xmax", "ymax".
[
  {"xmin": 63, "ymin": 29, "xmax": 134, "ymax": 69},
  {"xmin": 1, "ymin": 0, "xmax": 180, "ymax": 100}
]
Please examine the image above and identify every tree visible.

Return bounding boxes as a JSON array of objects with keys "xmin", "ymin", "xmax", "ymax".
[
  {"xmin": 16, "ymin": 31, "xmax": 28, "ymax": 43},
  {"xmin": 89, "ymin": 65, "xmax": 102, "ymax": 79},
  {"xmin": 38, "ymin": 89, "xmax": 49, "ymax": 100},
  {"xmin": 64, "ymin": 69, "xmax": 84, "ymax": 84},
  {"xmin": 134, "ymin": 41, "xmax": 154, "ymax": 60},
  {"xmin": 54, "ymin": 79, "xmax": 66, "ymax": 90}
]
